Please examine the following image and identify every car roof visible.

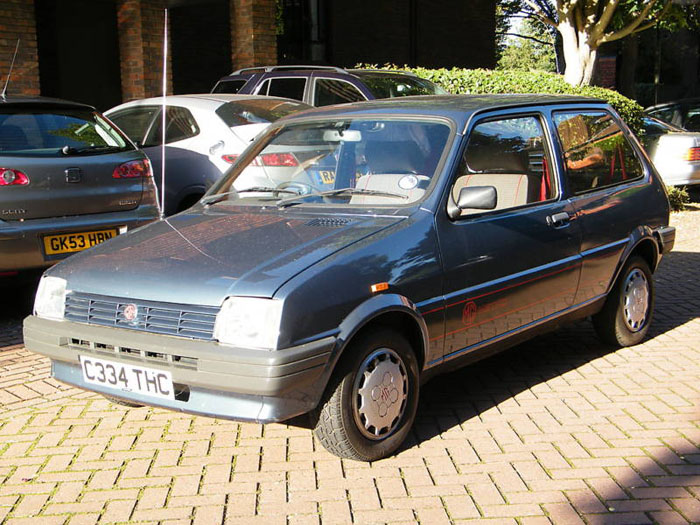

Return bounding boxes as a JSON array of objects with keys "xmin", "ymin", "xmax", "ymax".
[
  {"xmin": 646, "ymin": 97, "xmax": 700, "ymax": 111},
  {"xmin": 106, "ymin": 94, "xmax": 310, "ymax": 113},
  {"xmin": 219, "ymin": 66, "xmax": 418, "ymax": 79},
  {"xmin": 282, "ymin": 93, "xmax": 605, "ymax": 126},
  {"xmin": 0, "ymin": 95, "xmax": 95, "ymax": 111}
]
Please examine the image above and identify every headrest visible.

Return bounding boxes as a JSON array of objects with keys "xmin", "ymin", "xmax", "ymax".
[
  {"xmin": 465, "ymin": 143, "xmax": 529, "ymax": 173},
  {"xmin": 365, "ymin": 140, "xmax": 423, "ymax": 174}
]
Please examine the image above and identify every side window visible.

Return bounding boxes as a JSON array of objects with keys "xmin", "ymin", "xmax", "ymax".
[
  {"xmin": 143, "ymin": 106, "xmax": 200, "ymax": 147},
  {"xmin": 108, "ymin": 107, "xmax": 159, "ymax": 145},
  {"xmin": 313, "ymin": 78, "xmax": 366, "ymax": 106},
  {"xmin": 212, "ymin": 79, "xmax": 247, "ymax": 94},
  {"xmin": 684, "ymin": 107, "xmax": 700, "ymax": 131},
  {"xmin": 257, "ymin": 77, "xmax": 306, "ymax": 101},
  {"xmin": 553, "ymin": 111, "xmax": 644, "ymax": 195},
  {"xmin": 452, "ymin": 115, "xmax": 555, "ymax": 216}
]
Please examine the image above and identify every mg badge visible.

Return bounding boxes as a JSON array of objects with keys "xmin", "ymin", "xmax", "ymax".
[{"xmin": 123, "ymin": 303, "xmax": 138, "ymax": 322}]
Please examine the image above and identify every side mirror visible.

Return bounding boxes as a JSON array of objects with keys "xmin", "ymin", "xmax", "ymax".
[{"xmin": 447, "ymin": 185, "xmax": 497, "ymax": 219}]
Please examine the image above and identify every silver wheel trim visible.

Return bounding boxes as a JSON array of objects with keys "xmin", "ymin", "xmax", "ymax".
[
  {"xmin": 622, "ymin": 268, "xmax": 649, "ymax": 332},
  {"xmin": 352, "ymin": 347, "xmax": 408, "ymax": 441}
]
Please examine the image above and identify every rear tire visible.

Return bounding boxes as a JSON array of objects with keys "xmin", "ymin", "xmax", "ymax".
[
  {"xmin": 313, "ymin": 329, "xmax": 419, "ymax": 461},
  {"xmin": 593, "ymin": 256, "xmax": 654, "ymax": 347}
]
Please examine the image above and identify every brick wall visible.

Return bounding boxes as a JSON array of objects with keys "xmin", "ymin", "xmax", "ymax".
[
  {"xmin": 0, "ymin": 0, "xmax": 40, "ymax": 96},
  {"xmin": 231, "ymin": 0, "xmax": 277, "ymax": 69},
  {"xmin": 116, "ymin": 0, "xmax": 172, "ymax": 101}
]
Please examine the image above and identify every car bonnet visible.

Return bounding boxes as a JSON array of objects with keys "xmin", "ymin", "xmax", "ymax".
[{"xmin": 48, "ymin": 208, "xmax": 405, "ymax": 306}]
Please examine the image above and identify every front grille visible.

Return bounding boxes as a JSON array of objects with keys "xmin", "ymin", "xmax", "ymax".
[
  {"xmin": 305, "ymin": 217, "xmax": 353, "ymax": 228},
  {"xmin": 65, "ymin": 292, "xmax": 218, "ymax": 341},
  {"xmin": 69, "ymin": 337, "xmax": 198, "ymax": 370}
]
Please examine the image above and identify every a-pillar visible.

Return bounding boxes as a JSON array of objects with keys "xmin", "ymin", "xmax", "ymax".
[
  {"xmin": 0, "ymin": 0, "xmax": 40, "ymax": 96},
  {"xmin": 116, "ymin": 0, "xmax": 172, "ymax": 102},
  {"xmin": 230, "ymin": 0, "xmax": 277, "ymax": 70}
]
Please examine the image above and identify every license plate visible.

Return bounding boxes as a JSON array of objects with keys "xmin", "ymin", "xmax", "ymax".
[
  {"xmin": 79, "ymin": 355, "xmax": 175, "ymax": 400},
  {"xmin": 43, "ymin": 228, "xmax": 120, "ymax": 256}
]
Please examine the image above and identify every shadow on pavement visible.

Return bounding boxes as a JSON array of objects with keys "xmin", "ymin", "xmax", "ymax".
[
  {"xmin": 409, "ymin": 248, "xmax": 700, "ymax": 445},
  {"xmin": 0, "ymin": 278, "xmax": 39, "ymax": 347}
]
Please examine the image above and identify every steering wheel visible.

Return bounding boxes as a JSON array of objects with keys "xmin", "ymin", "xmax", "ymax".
[{"xmin": 276, "ymin": 180, "xmax": 318, "ymax": 195}]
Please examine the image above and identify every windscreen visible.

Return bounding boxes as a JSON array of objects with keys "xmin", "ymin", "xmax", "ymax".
[
  {"xmin": 356, "ymin": 74, "xmax": 448, "ymax": 99},
  {"xmin": 208, "ymin": 117, "xmax": 452, "ymax": 208},
  {"xmin": 0, "ymin": 108, "xmax": 131, "ymax": 157},
  {"xmin": 215, "ymin": 99, "xmax": 311, "ymax": 127}
]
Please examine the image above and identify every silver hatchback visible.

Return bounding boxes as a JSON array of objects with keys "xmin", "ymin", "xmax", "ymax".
[{"xmin": 0, "ymin": 97, "xmax": 159, "ymax": 280}]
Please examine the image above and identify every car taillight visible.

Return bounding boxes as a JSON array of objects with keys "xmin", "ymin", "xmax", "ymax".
[
  {"xmin": 260, "ymin": 153, "xmax": 298, "ymax": 167},
  {"xmin": 0, "ymin": 168, "xmax": 29, "ymax": 186},
  {"xmin": 683, "ymin": 147, "xmax": 700, "ymax": 162},
  {"xmin": 113, "ymin": 158, "xmax": 152, "ymax": 178},
  {"xmin": 222, "ymin": 153, "xmax": 298, "ymax": 167}
]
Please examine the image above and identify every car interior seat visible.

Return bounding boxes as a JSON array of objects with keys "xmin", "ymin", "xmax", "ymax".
[
  {"xmin": 349, "ymin": 140, "xmax": 428, "ymax": 205},
  {"xmin": 451, "ymin": 146, "xmax": 541, "ymax": 216}
]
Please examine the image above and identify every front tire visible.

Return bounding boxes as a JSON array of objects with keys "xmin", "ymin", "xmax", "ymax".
[
  {"xmin": 313, "ymin": 329, "xmax": 419, "ymax": 461},
  {"xmin": 593, "ymin": 256, "xmax": 654, "ymax": 347}
]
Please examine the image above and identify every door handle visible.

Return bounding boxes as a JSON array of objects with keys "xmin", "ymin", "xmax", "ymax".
[{"xmin": 546, "ymin": 212, "xmax": 571, "ymax": 227}]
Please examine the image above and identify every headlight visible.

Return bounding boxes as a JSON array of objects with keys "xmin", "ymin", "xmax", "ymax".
[
  {"xmin": 213, "ymin": 297, "xmax": 283, "ymax": 350},
  {"xmin": 34, "ymin": 276, "xmax": 67, "ymax": 321}
]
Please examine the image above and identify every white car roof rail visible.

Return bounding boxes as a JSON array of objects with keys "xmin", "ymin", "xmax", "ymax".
[{"xmin": 229, "ymin": 65, "xmax": 349, "ymax": 75}]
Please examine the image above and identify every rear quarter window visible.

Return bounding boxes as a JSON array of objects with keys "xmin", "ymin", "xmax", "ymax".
[
  {"xmin": 212, "ymin": 79, "xmax": 247, "ymax": 94},
  {"xmin": 553, "ymin": 110, "xmax": 644, "ymax": 195}
]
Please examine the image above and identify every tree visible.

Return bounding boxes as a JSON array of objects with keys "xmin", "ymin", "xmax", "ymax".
[
  {"xmin": 497, "ymin": 18, "xmax": 557, "ymax": 72},
  {"xmin": 505, "ymin": 0, "xmax": 674, "ymax": 86}
]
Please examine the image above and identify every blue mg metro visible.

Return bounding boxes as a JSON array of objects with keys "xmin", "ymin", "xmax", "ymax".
[{"xmin": 24, "ymin": 95, "xmax": 675, "ymax": 461}]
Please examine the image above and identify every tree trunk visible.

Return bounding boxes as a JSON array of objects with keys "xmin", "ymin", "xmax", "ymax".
[{"xmin": 560, "ymin": 20, "xmax": 598, "ymax": 86}]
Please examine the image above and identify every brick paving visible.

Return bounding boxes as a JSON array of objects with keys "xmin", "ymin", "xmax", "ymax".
[{"xmin": 1, "ymin": 208, "xmax": 699, "ymax": 524}]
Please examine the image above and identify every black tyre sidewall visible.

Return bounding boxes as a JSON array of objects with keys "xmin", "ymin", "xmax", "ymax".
[
  {"xmin": 595, "ymin": 256, "xmax": 654, "ymax": 347},
  {"xmin": 337, "ymin": 330, "xmax": 420, "ymax": 461}
]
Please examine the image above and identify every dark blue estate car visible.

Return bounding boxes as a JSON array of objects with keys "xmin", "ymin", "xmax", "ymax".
[{"xmin": 25, "ymin": 95, "xmax": 675, "ymax": 461}]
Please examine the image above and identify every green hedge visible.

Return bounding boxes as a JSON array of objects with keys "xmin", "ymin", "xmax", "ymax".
[
  {"xmin": 666, "ymin": 186, "xmax": 689, "ymax": 212},
  {"xmin": 359, "ymin": 65, "xmax": 644, "ymax": 134}
]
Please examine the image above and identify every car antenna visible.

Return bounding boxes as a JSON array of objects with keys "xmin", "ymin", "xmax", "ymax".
[
  {"xmin": 157, "ymin": 9, "xmax": 169, "ymax": 220},
  {"xmin": 1, "ymin": 39, "xmax": 21, "ymax": 99}
]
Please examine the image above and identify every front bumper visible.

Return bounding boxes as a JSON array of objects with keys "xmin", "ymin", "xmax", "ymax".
[
  {"xmin": 23, "ymin": 315, "xmax": 335, "ymax": 423},
  {"xmin": 0, "ymin": 204, "xmax": 158, "ymax": 272}
]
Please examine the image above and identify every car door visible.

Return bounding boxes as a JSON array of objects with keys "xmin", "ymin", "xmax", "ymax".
[
  {"xmin": 434, "ymin": 111, "xmax": 582, "ymax": 363},
  {"xmin": 550, "ymin": 108, "xmax": 649, "ymax": 305}
]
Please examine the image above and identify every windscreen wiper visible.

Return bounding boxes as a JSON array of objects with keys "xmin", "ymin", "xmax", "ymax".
[
  {"xmin": 277, "ymin": 187, "xmax": 408, "ymax": 208},
  {"xmin": 60, "ymin": 145, "xmax": 123, "ymax": 155}
]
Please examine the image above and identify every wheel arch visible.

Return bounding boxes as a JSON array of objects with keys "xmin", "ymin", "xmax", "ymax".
[{"xmin": 321, "ymin": 294, "xmax": 429, "ymax": 389}]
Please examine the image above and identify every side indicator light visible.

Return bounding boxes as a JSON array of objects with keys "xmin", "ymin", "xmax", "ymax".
[{"xmin": 370, "ymin": 282, "xmax": 389, "ymax": 293}]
